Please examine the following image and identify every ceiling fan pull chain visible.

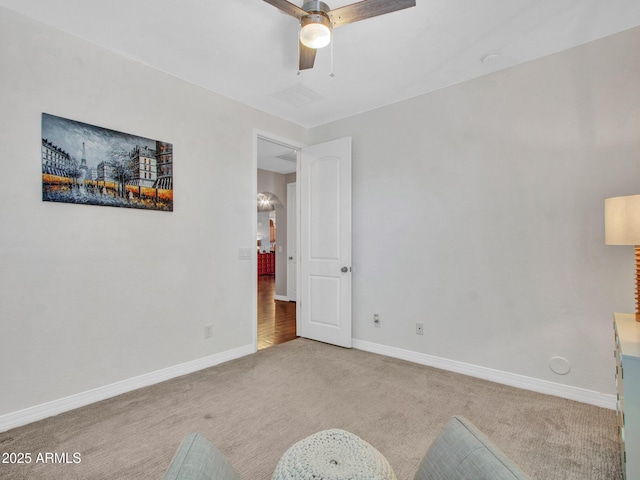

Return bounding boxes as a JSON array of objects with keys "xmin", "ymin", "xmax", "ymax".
[
  {"xmin": 329, "ymin": 33, "xmax": 335, "ymax": 77},
  {"xmin": 297, "ymin": 24, "xmax": 302, "ymax": 75}
]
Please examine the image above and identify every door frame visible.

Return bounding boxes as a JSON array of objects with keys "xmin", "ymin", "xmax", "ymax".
[
  {"xmin": 286, "ymin": 181, "xmax": 297, "ymax": 303},
  {"xmin": 252, "ymin": 129, "xmax": 304, "ymax": 352}
]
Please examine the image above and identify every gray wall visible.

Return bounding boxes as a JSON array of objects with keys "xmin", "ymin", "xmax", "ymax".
[
  {"xmin": 308, "ymin": 26, "xmax": 640, "ymax": 395},
  {"xmin": 0, "ymin": 7, "xmax": 305, "ymax": 417}
]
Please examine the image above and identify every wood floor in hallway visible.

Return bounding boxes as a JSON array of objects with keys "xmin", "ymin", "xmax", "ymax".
[{"xmin": 257, "ymin": 274, "xmax": 297, "ymax": 350}]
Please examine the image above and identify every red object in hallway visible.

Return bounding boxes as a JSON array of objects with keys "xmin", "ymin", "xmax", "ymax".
[{"xmin": 258, "ymin": 252, "xmax": 275, "ymax": 275}]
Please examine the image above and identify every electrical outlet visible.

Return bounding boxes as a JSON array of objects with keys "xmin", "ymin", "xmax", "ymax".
[
  {"xmin": 416, "ymin": 323, "xmax": 424, "ymax": 335},
  {"xmin": 204, "ymin": 324, "xmax": 213, "ymax": 338},
  {"xmin": 373, "ymin": 313, "xmax": 380, "ymax": 327}
]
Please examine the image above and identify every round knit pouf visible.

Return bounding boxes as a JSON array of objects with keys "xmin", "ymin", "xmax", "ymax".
[{"xmin": 272, "ymin": 429, "xmax": 397, "ymax": 480}]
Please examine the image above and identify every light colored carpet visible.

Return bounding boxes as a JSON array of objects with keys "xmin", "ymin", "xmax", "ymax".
[{"xmin": 0, "ymin": 338, "xmax": 621, "ymax": 479}]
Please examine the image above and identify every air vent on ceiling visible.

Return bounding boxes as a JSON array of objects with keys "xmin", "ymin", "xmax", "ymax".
[{"xmin": 273, "ymin": 83, "xmax": 324, "ymax": 108}]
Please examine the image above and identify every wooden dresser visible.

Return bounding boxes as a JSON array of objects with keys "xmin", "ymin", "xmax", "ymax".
[{"xmin": 614, "ymin": 313, "xmax": 640, "ymax": 479}]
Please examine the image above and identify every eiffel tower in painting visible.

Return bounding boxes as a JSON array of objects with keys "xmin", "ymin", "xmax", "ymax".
[{"xmin": 79, "ymin": 141, "xmax": 89, "ymax": 179}]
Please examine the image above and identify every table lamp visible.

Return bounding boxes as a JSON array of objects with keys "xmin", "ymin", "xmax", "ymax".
[{"xmin": 605, "ymin": 195, "xmax": 640, "ymax": 321}]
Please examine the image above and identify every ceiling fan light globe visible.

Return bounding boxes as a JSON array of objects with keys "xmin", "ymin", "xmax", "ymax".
[
  {"xmin": 300, "ymin": 14, "xmax": 332, "ymax": 49},
  {"xmin": 300, "ymin": 24, "xmax": 331, "ymax": 48}
]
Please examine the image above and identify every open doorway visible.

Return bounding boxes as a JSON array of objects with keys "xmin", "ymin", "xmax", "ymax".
[{"xmin": 256, "ymin": 135, "xmax": 299, "ymax": 350}]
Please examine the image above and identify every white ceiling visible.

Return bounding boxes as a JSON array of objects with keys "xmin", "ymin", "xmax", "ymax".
[
  {"xmin": 257, "ymin": 137, "xmax": 298, "ymax": 174},
  {"xmin": 2, "ymin": 0, "xmax": 640, "ymax": 130}
]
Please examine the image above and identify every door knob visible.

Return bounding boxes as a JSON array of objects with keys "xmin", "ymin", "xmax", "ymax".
[
  {"xmin": 341, "ymin": 266, "xmax": 349, "ymax": 273},
  {"xmin": 289, "ymin": 257, "xmax": 293, "ymax": 260}
]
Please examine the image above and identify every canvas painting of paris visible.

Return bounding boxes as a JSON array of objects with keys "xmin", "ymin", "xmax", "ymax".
[{"xmin": 41, "ymin": 113, "xmax": 173, "ymax": 211}]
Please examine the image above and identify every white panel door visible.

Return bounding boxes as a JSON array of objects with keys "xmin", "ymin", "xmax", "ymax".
[
  {"xmin": 299, "ymin": 137, "xmax": 352, "ymax": 348},
  {"xmin": 286, "ymin": 182, "xmax": 297, "ymax": 302}
]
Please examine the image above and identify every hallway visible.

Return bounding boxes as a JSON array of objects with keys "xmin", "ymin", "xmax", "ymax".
[{"xmin": 257, "ymin": 275, "xmax": 297, "ymax": 350}]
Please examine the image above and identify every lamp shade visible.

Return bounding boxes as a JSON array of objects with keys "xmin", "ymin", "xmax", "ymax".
[{"xmin": 605, "ymin": 195, "xmax": 640, "ymax": 245}]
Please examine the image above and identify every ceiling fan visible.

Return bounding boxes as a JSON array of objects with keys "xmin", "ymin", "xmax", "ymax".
[{"xmin": 263, "ymin": 0, "xmax": 416, "ymax": 71}]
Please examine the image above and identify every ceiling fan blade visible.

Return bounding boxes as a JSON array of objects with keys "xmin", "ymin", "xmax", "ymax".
[
  {"xmin": 328, "ymin": 0, "xmax": 416, "ymax": 27},
  {"xmin": 299, "ymin": 42, "xmax": 317, "ymax": 70},
  {"xmin": 263, "ymin": 0, "xmax": 307, "ymax": 20}
]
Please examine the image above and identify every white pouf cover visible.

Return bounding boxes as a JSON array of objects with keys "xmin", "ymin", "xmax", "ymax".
[{"xmin": 272, "ymin": 429, "xmax": 397, "ymax": 480}]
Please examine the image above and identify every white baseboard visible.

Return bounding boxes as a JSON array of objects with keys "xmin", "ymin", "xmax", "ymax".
[
  {"xmin": 2, "ymin": 340, "xmax": 615, "ymax": 433},
  {"xmin": 0, "ymin": 344, "xmax": 255, "ymax": 433},
  {"xmin": 352, "ymin": 339, "xmax": 616, "ymax": 410},
  {"xmin": 274, "ymin": 294, "xmax": 289, "ymax": 302}
]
